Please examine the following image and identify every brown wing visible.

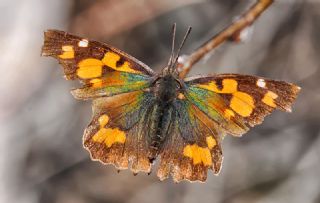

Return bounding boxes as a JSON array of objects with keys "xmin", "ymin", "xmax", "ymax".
[
  {"xmin": 42, "ymin": 29, "xmax": 155, "ymax": 80},
  {"xmin": 42, "ymin": 30, "xmax": 155, "ymax": 99},
  {"xmin": 83, "ymin": 90, "xmax": 156, "ymax": 173},
  {"xmin": 157, "ymin": 74, "xmax": 299, "ymax": 182},
  {"xmin": 157, "ymin": 100, "xmax": 224, "ymax": 183},
  {"xmin": 184, "ymin": 74, "xmax": 301, "ymax": 130}
]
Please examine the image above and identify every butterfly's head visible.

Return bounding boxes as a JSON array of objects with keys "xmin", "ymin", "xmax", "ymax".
[{"xmin": 163, "ymin": 23, "xmax": 192, "ymax": 76}]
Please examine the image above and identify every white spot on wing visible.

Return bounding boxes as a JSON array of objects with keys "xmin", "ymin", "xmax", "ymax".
[
  {"xmin": 78, "ymin": 39, "xmax": 89, "ymax": 47},
  {"xmin": 257, "ymin": 78, "xmax": 266, "ymax": 88}
]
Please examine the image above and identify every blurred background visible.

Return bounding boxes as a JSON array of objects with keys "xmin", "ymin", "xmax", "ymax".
[{"xmin": 1, "ymin": 0, "xmax": 319, "ymax": 202}]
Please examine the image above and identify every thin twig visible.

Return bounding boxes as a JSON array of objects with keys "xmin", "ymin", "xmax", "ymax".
[{"xmin": 178, "ymin": 0, "xmax": 274, "ymax": 78}]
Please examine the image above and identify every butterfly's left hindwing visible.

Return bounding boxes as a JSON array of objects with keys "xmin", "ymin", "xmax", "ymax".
[
  {"xmin": 184, "ymin": 74, "xmax": 300, "ymax": 134},
  {"xmin": 157, "ymin": 100, "xmax": 223, "ymax": 182},
  {"xmin": 42, "ymin": 30, "xmax": 155, "ymax": 99}
]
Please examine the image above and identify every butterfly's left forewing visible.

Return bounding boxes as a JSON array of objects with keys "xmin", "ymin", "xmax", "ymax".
[{"xmin": 184, "ymin": 74, "xmax": 301, "ymax": 134}]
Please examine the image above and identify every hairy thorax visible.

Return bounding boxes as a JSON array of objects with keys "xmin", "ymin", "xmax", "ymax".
[{"xmin": 155, "ymin": 74, "xmax": 180, "ymax": 102}]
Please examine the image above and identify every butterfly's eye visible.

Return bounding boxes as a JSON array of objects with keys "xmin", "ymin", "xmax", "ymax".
[
  {"xmin": 175, "ymin": 78, "xmax": 184, "ymax": 89},
  {"xmin": 150, "ymin": 76, "xmax": 161, "ymax": 86},
  {"xmin": 175, "ymin": 82, "xmax": 180, "ymax": 89}
]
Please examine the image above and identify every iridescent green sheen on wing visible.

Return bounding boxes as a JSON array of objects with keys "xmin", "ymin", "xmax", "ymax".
[
  {"xmin": 185, "ymin": 85, "xmax": 248, "ymax": 135},
  {"xmin": 102, "ymin": 72, "xmax": 150, "ymax": 95},
  {"xmin": 157, "ymin": 98, "xmax": 224, "ymax": 182},
  {"xmin": 71, "ymin": 72, "xmax": 152, "ymax": 99},
  {"xmin": 84, "ymin": 90, "xmax": 156, "ymax": 173},
  {"xmin": 186, "ymin": 86, "xmax": 225, "ymax": 123}
]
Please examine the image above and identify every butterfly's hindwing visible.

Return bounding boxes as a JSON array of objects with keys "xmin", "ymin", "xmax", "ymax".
[
  {"xmin": 185, "ymin": 74, "xmax": 300, "ymax": 133},
  {"xmin": 83, "ymin": 90, "xmax": 156, "ymax": 173},
  {"xmin": 157, "ymin": 99, "xmax": 223, "ymax": 182}
]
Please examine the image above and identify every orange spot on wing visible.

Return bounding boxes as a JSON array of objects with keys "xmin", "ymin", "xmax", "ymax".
[
  {"xmin": 77, "ymin": 58, "xmax": 103, "ymax": 79},
  {"xmin": 101, "ymin": 52, "xmax": 118, "ymax": 69},
  {"xmin": 197, "ymin": 78, "xmax": 255, "ymax": 117},
  {"xmin": 59, "ymin": 45, "xmax": 74, "ymax": 59},
  {"xmin": 102, "ymin": 52, "xmax": 141, "ymax": 74},
  {"xmin": 92, "ymin": 114, "xmax": 125, "ymax": 147},
  {"xmin": 224, "ymin": 109, "xmax": 235, "ymax": 119},
  {"xmin": 183, "ymin": 144, "xmax": 212, "ymax": 166},
  {"xmin": 206, "ymin": 136, "xmax": 217, "ymax": 150},
  {"xmin": 198, "ymin": 79, "xmax": 238, "ymax": 93},
  {"xmin": 92, "ymin": 128, "xmax": 108, "ymax": 143},
  {"xmin": 104, "ymin": 128, "xmax": 126, "ymax": 147},
  {"xmin": 262, "ymin": 91, "xmax": 278, "ymax": 107},
  {"xmin": 90, "ymin": 78, "xmax": 103, "ymax": 88},
  {"xmin": 92, "ymin": 127, "xmax": 126, "ymax": 148},
  {"xmin": 230, "ymin": 91, "xmax": 254, "ymax": 117},
  {"xmin": 98, "ymin": 114, "xmax": 109, "ymax": 127}
]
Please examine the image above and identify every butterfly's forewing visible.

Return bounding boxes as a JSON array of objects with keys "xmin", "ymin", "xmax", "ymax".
[
  {"xmin": 71, "ymin": 71, "xmax": 152, "ymax": 99},
  {"xmin": 84, "ymin": 90, "xmax": 156, "ymax": 173},
  {"xmin": 157, "ymin": 100, "xmax": 224, "ymax": 182},
  {"xmin": 185, "ymin": 84, "xmax": 249, "ymax": 136},
  {"xmin": 184, "ymin": 74, "xmax": 301, "ymax": 134},
  {"xmin": 42, "ymin": 30, "xmax": 155, "ymax": 99}
]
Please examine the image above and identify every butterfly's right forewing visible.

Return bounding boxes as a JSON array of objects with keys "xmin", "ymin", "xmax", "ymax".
[{"xmin": 42, "ymin": 30, "xmax": 155, "ymax": 99}]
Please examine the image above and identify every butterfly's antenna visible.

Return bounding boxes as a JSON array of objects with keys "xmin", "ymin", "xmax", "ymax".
[
  {"xmin": 172, "ymin": 26, "xmax": 192, "ymax": 66},
  {"xmin": 168, "ymin": 23, "xmax": 177, "ymax": 67}
]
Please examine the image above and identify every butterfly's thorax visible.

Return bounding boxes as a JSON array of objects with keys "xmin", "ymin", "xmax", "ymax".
[
  {"xmin": 155, "ymin": 74, "xmax": 180, "ymax": 102},
  {"xmin": 148, "ymin": 74, "xmax": 181, "ymax": 160}
]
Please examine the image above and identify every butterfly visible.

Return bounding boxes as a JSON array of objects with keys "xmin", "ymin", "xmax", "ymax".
[{"xmin": 41, "ymin": 24, "xmax": 300, "ymax": 182}]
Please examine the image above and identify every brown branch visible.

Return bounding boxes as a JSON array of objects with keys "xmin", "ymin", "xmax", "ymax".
[{"xmin": 178, "ymin": 0, "xmax": 274, "ymax": 78}]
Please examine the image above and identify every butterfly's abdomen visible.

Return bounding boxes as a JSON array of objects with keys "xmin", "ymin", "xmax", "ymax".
[
  {"xmin": 147, "ymin": 75, "xmax": 179, "ymax": 161},
  {"xmin": 149, "ymin": 102, "xmax": 173, "ymax": 143}
]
